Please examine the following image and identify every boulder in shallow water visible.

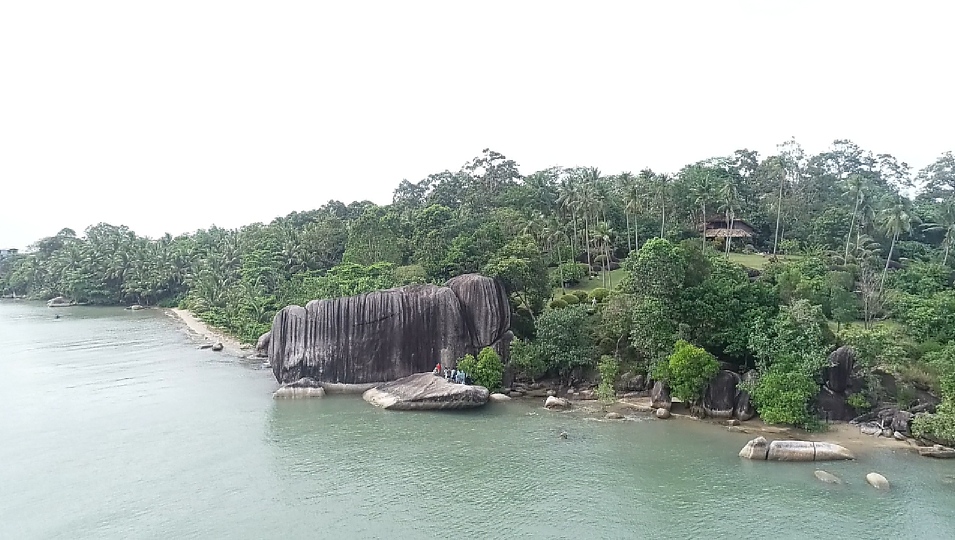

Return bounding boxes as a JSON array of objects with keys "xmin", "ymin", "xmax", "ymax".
[
  {"xmin": 738, "ymin": 438, "xmax": 853, "ymax": 461},
  {"xmin": 918, "ymin": 445, "xmax": 955, "ymax": 458},
  {"xmin": 767, "ymin": 440, "xmax": 817, "ymax": 461},
  {"xmin": 544, "ymin": 396, "xmax": 571, "ymax": 410},
  {"xmin": 362, "ymin": 373, "xmax": 489, "ymax": 410},
  {"xmin": 813, "ymin": 442, "xmax": 855, "ymax": 461},
  {"xmin": 273, "ymin": 377, "xmax": 326, "ymax": 398},
  {"xmin": 866, "ymin": 472, "xmax": 890, "ymax": 490},
  {"xmin": 489, "ymin": 393, "xmax": 511, "ymax": 402},
  {"xmin": 739, "ymin": 436, "xmax": 770, "ymax": 460},
  {"xmin": 605, "ymin": 412, "xmax": 624, "ymax": 420},
  {"xmin": 814, "ymin": 470, "xmax": 843, "ymax": 484},
  {"xmin": 655, "ymin": 408, "xmax": 671, "ymax": 419},
  {"xmin": 211, "ymin": 341, "xmax": 223, "ymax": 352}
]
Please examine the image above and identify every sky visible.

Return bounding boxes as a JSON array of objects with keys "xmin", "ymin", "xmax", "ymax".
[{"xmin": 1, "ymin": 1, "xmax": 952, "ymax": 249}]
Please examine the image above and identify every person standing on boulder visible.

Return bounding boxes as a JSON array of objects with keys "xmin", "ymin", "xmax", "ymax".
[{"xmin": 433, "ymin": 363, "xmax": 442, "ymax": 375}]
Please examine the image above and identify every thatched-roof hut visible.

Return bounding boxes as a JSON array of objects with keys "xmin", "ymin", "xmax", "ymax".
[{"xmin": 700, "ymin": 218, "xmax": 755, "ymax": 239}]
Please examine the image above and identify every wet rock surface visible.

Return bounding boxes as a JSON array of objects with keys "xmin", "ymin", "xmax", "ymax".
[{"xmin": 362, "ymin": 373, "xmax": 489, "ymax": 410}]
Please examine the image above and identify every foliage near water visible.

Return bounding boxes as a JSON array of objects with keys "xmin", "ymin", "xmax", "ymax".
[
  {"xmin": 457, "ymin": 347, "xmax": 505, "ymax": 392},
  {"xmin": 653, "ymin": 340, "xmax": 719, "ymax": 406},
  {"xmin": 4, "ymin": 144, "xmax": 955, "ymax": 437}
]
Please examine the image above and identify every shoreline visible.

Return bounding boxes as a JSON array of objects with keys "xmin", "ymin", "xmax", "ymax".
[
  {"xmin": 167, "ymin": 308, "xmax": 248, "ymax": 357},
  {"xmin": 609, "ymin": 396, "xmax": 914, "ymax": 455}
]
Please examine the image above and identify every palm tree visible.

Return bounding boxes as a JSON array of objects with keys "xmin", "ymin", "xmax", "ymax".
[
  {"xmin": 688, "ymin": 168, "xmax": 717, "ymax": 249},
  {"xmin": 718, "ymin": 176, "xmax": 741, "ymax": 255},
  {"xmin": 620, "ymin": 173, "xmax": 641, "ymax": 252},
  {"xmin": 590, "ymin": 221, "xmax": 615, "ymax": 288},
  {"xmin": 878, "ymin": 196, "xmax": 918, "ymax": 293},
  {"xmin": 556, "ymin": 177, "xmax": 580, "ymax": 259},
  {"xmin": 843, "ymin": 174, "xmax": 865, "ymax": 264},
  {"xmin": 923, "ymin": 201, "xmax": 955, "ymax": 266}
]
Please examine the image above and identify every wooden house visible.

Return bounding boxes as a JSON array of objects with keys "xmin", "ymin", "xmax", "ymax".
[{"xmin": 700, "ymin": 218, "xmax": 756, "ymax": 239}]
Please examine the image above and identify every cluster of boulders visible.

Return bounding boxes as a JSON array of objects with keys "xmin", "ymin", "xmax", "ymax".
[
  {"xmin": 644, "ymin": 369, "xmax": 755, "ymax": 421},
  {"xmin": 849, "ymin": 402, "xmax": 955, "ymax": 458}
]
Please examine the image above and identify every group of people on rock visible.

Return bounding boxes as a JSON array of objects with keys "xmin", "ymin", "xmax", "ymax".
[{"xmin": 432, "ymin": 363, "xmax": 468, "ymax": 384}]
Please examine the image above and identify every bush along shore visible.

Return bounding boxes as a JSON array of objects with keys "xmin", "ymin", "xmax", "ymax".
[{"xmin": 3, "ymin": 144, "xmax": 955, "ymax": 450}]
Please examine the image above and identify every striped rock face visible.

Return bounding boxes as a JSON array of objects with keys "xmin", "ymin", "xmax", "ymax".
[{"xmin": 269, "ymin": 274, "xmax": 511, "ymax": 386}]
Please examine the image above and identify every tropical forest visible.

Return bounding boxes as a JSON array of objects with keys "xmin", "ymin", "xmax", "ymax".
[{"xmin": 3, "ymin": 140, "xmax": 955, "ymax": 444}]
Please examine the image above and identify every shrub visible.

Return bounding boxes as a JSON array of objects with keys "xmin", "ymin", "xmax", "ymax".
[
  {"xmin": 548, "ymin": 299, "xmax": 568, "ymax": 309},
  {"xmin": 560, "ymin": 294, "xmax": 580, "ymax": 305},
  {"xmin": 653, "ymin": 340, "xmax": 719, "ymax": 405},
  {"xmin": 510, "ymin": 339, "xmax": 546, "ymax": 381},
  {"xmin": 550, "ymin": 261, "xmax": 587, "ymax": 287},
  {"xmin": 590, "ymin": 288, "xmax": 610, "ymax": 303},
  {"xmin": 572, "ymin": 290, "xmax": 589, "ymax": 303},
  {"xmin": 846, "ymin": 392, "xmax": 870, "ymax": 412},
  {"xmin": 535, "ymin": 304, "xmax": 597, "ymax": 379},
  {"xmin": 746, "ymin": 365, "xmax": 819, "ymax": 429},
  {"xmin": 394, "ymin": 264, "xmax": 428, "ymax": 285},
  {"xmin": 460, "ymin": 347, "xmax": 504, "ymax": 391},
  {"xmin": 597, "ymin": 355, "xmax": 619, "ymax": 402},
  {"xmin": 456, "ymin": 354, "xmax": 477, "ymax": 380}
]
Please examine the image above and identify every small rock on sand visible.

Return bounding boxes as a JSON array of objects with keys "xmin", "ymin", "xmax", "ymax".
[
  {"xmin": 655, "ymin": 408, "xmax": 671, "ymax": 419},
  {"xmin": 605, "ymin": 412, "xmax": 624, "ymax": 420}
]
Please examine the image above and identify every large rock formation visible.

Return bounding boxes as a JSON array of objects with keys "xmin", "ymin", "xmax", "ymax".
[
  {"xmin": 268, "ymin": 274, "xmax": 512, "ymax": 386},
  {"xmin": 735, "ymin": 370, "xmax": 756, "ymax": 421},
  {"xmin": 825, "ymin": 346, "xmax": 855, "ymax": 393},
  {"xmin": 739, "ymin": 437, "xmax": 854, "ymax": 462},
  {"xmin": 362, "ymin": 373, "xmax": 490, "ymax": 410},
  {"xmin": 703, "ymin": 370, "xmax": 741, "ymax": 419},
  {"xmin": 651, "ymin": 381, "xmax": 672, "ymax": 410}
]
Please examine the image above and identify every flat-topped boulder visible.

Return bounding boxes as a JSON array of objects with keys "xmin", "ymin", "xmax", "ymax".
[
  {"xmin": 273, "ymin": 377, "xmax": 326, "ymax": 399},
  {"xmin": 362, "ymin": 373, "xmax": 490, "ymax": 410},
  {"xmin": 739, "ymin": 437, "xmax": 854, "ymax": 461}
]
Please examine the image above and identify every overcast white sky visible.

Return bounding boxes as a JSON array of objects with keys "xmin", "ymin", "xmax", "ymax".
[{"xmin": 1, "ymin": 1, "xmax": 952, "ymax": 249}]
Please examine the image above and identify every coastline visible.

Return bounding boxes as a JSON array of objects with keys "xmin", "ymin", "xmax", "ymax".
[
  {"xmin": 611, "ymin": 396, "xmax": 913, "ymax": 455},
  {"xmin": 167, "ymin": 308, "xmax": 248, "ymax": 357}
]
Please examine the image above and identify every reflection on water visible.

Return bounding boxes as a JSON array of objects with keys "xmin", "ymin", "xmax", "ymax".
[{"xmin": 1, "ymin": 302, "xmax": 954, "ymax": 539}]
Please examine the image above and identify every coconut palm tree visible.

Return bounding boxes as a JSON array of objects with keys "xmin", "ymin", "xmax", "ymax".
[
  {"xmin": 878, "ymin": 196, "xmax": 919, "ymax": 293},
  {"xmin": 922, "ymin": 201, "xmax": 955, "ymax": 266},
  {"xmin": 688, "ymin": 168, "xmax": 717, "ymax": 249},
  {"xmin": 843, "ymin": 174, "xmax": 866, "ymax": 265},
  {"xmin": 590, "ymin": 221, "xmax": 615, "ymax": 288},
  {"xmin": 556, "ymin": 176, "xmax": 580, "ymax": 258},
  {"xmin": 718, "ymin": 176, "xmax": 741, "ymax": 255}
]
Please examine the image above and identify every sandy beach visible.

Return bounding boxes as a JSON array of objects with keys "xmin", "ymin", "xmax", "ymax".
[
  {"xmin": 167, "ymin": 308, "xmax": 248, "ymax": 357},
  {"xmin": 616, "ymin": 396, "xmax": 915, "ymax": 456}
]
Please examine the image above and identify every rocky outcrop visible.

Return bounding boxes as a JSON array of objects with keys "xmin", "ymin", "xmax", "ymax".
[
  {"xmin": 47, "ymin": 296, "xmax": 73, "ymax": 307},
  {"xmin": 268, "ymin": 274, "xmax": 511, "ymax": 385},
  {"xmin": 891, "ymin": 410, "xmax": 914, "ymax": 436},
  {"xmin": 273, "ymin": 377, "xmax": 326, "ymax": 398},
  {"xmin": 703, "ymin": 370, "xmax": 740, "ymax": 419},
  {"xmin": 362, "ymin": 373, "xmax": 489, "ymax": 410},
  {"xmin": 735, "ymin": 370, "xmax": 756, "ymax": 421},
  {"xmin": 651, "ymin": 381, "xmax": 672, "ymax": 410},
  {"xmin": 739, "ymin": 437, "xmax": 854, "ymax": 461},
  {"xmin": 255, "ymin": 331, "xmax": 271, "ymax": 358},
  {"xmin": 826, "ymin": 346, "xmax": 855, "ymax": 393}
]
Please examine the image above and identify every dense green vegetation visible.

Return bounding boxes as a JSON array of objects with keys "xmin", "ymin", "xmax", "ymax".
[{"xmin": 3, "ymin": 143, "xmax": 955, "ymax": 442}]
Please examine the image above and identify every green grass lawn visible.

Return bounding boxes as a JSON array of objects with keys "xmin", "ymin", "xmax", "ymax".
[
  {"xmin": 554, "ymin": 268, "xmax": 627, "ymax": 298},
  {"xmin": 727, "ymin": 253, "xmax": 803, "ymax": 270}
]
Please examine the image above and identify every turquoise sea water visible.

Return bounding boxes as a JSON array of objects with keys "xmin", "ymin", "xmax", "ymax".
[{"xmin": 1, "ymin": 302, "xmax": 954, "ymax": 539}]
